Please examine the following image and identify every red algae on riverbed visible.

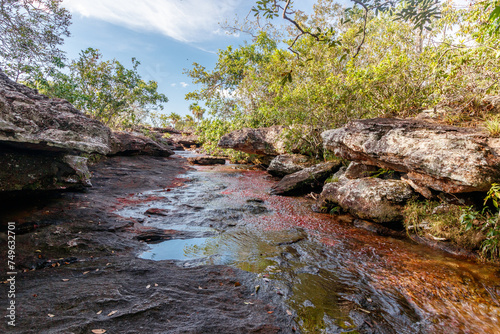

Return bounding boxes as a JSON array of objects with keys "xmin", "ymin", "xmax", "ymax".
[
  {"xmin": 103, "ymin": 158, "xmax": 500, "ymax": 333},
  {"xmin": 187, "ymin": 164, "xmax": 500, "ymax": 333}
]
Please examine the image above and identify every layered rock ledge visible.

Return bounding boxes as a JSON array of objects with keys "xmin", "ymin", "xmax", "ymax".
[
  {"xmin": 0, "ymin": 70, "xmax": 113, "ymax": 191},
  {"xmin": 0, "ymin": 70, "xmax": 175, "ymax": 192},
  {"xmin": 0, "ymin": 71, "xmax": 111, "ymax": 155},
  {"xmin": 322, "ymin": 118, "xmax": 500, "ymax": 194}
]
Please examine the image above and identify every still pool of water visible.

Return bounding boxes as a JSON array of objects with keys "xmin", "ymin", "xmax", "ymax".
[
  {"xmin": 140, "ymin": 237, "xmax": 211, "ymax": 261},
  {"xmin": 117, "ymin": 155, "xmax": 500, "ymax": 334}
]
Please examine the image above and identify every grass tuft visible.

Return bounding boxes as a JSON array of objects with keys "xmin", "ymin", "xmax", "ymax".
[{"xmin": 485, "ymin": 117, "xmax": 500, "ymax": 137}]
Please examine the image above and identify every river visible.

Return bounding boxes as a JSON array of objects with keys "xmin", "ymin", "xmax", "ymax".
[{"xmin": 112, "ymin": 152, "xmax": 500, "ymax": 334}]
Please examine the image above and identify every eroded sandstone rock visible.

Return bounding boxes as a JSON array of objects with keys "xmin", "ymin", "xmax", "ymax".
[
  {"xmin": 170, "ymin": 133, "xmax": 200, "ymax": 149},
  {"xmin": 218, "ymin": 126, "xmax": 286, "ymax": 156},
  {"xmin": 0, "ymin": 149, "xmax": 91, "ymax": 191},
  {"xmin": 344, "ymin": 162, "xmax": 379, "ymax": 179},
  {"xmin": 0, "ymin": 71, "xmax": 111, "ymax": 154},
  {"xmin": 318, "ymin": 177, "xmax": 415, "ymax": 223},
  {"xmin": 187, "ymin": 156, "xmax": 226, "ymax": 165},
  {"xmin": 267, "ymin": 154, "xmax": 314, "ymax": 177},
  {"xmin": 0, "ymin": 70, "xmax": 113, "ymax": 191},
  {"xmin": 270, "ymin": 161, "xmax": 341, "ymax": 195},
  {"xmin": 322, "ymin": 118, "xmax": 500, "ymax": 193},
  {"xmin": 110, "ymin": 131, "xmax": 173, "ymax": 157}
]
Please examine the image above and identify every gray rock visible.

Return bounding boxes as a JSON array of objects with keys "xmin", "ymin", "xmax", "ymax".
[
  {"xmin": 0, "ymin": 150, "xmax": 92, "ymax": 191},
  {"xmin": 170, "ymin": 133, "xmax": 200, "ymax": 149},
  {"xmin": 0, "ymin": 70, "xmax": 113, "ymax": 192},
  {"xmin": 318, "ymin": 177, "xmax": 415, "ymax": 223},
  {"xmin": 218, "ymin": 126, "xmax": 286, "ymax": 156},
  {"xmin": 270, "ymin": 161, "xmax": 341, "ymax": 195},
  {"xmin": 322, "ymin": 118, "xmax": 500, "ymax": 193},
  {"xmin": 0, "ymin": 70, "xmax": 111, "ymax": 154},
  {"xmin": 187, "ymin": 156, "xmax": 226, "ymax": 165},
  {"xmin": 344, "ymin": 162, "xmax": 379, "ymax": 179},
  {"xmin": 110, "ymin": 131, "xmax": 173, "ymax": 157},
  {"xmin": 267, "ymin": 154, "xmax": 314, "ymax": 177}
]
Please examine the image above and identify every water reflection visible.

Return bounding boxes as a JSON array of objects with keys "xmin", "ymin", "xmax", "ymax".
[{"xmin": 128, "ymin": 161, "xmax": 500, "ymax": 333}]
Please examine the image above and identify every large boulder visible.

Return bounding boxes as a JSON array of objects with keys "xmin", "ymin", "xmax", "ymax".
[
  {"xmin": 270, "ymin": 161, "xmax": 341, "ymax": 195},
  {"xmin": 0, "ymin": 70, "xmax": 113, "ymax": 191},
  {"xmin": 318, "ymin": 178, "xmax": 415, "ymax": 223},
  {"xmin": 0, "ymin": 71, "xmax": 111, "ymax": 155},
  {"xmin": 344, "ymin": 162, "xmax": 379, "ymax": 179},
  {"xmin": 170, "ymin": 133, "xmax": 200, "ymax": 149},
  {"xmin": 218, "ymin": 126, "xmax": 286, "ymax": 156},
  {"xmin": 187, "ymin": 156, "xmax": 226, "ymax": 165},
  {"xmin": 0, "ymin": 150, "xmax": 91, "ymax": 191},
  {"xmin": 322, "ymin": 118, "xmax": 500, "ymax": 193},
  {"xmin": 267, "ymin": 154, "xmax": 314, "ymax": 177},
  {"xmin": 110, "ymin": 131, "xmax": 173, "ymax": 157}
]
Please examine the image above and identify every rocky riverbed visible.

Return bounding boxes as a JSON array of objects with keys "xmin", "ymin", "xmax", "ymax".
[
  {"xmin": 0, "ymin": 154, "xmax": 295, "ymax": 334},
  {"xmin": 3, "ymin": 152, "xmax": 500, "ymax": 333}
]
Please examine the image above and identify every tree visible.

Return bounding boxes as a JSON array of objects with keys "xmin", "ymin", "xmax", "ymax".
[
  {"xmin": 251, "ymin": 0, "xmax": 441, "ymax": 58},
  {"xmin": 185, "ymin": 31, "xmax": 278, "ymax": 121},
  {"xmin": 0, "ymin": 0, "xmax": 71, "ymax": 81},
  {"xmin": 31, "ymin": 48, "xmax": 168, "ymax": 129},
  {"xmin": 189, "ymin": 102, "xmax": 206, "ymax": 122},
  {"xmin": 166, "ymin": 112, "xmax": 182, "ymax": 128}
]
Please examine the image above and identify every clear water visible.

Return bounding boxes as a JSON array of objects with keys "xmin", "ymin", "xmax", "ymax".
[{"xmin": 113, "ymin": 154, "xmax": 500, "ymax": 334}]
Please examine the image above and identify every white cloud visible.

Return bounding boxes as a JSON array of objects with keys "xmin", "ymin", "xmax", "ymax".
[
  {"xmin": 63, "ymin": 0, "xmax": 243, "ymax": 43},
  {"xmin": 180, "ymin": 82, "xmax": 189, "ymax": 88},
  {"xmin": 170, "ymin": 83, "xmax": 177, "ymax": 87}
]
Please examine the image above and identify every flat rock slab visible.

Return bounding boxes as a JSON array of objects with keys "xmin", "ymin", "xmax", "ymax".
[
  {"xmin": 187, "ymin": 156, "xmax": 226, "ymax": 165},
  {"xmin": 318, "ymin": 177, "xmax": 415, "ymax": 223},
  {"xmin": 322, "ymin": 118, "xmax": 500, "ymax": 193},
  {"xmin": 270, "ymin": 161, "xmax": 341, "ymax": 195}
]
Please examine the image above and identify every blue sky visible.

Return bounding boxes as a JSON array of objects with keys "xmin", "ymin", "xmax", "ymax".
[{"xmin": 61, "ymin": 0, "xmax": 316, "ymax": 117}]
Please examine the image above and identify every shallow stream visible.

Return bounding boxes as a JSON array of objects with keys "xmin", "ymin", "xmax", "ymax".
[{"xmin": 115, "ymin": 152, "xmax": 500, "ymax": 333}]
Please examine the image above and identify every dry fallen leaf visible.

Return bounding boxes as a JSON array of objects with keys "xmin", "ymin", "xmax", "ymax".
[
  {"xmin": 107, "ymin": 310, "xmax": 117, "ymax": 317},
  {"xmin": 95, "ymin": 269, "xmax": 99, "ymax": 272},
  {"xmin": 62, "ymin": 279, "xmax": 69, "ymax": 282},
  {"xmin": 286, "ymin": 310, "xmax": 292, "ymax": 316},
  {"xmin": 146, "ymin": 284, "xmax": 151, "ymax": 289},
  {"xmin": 234, "ymin": 281, "xmax": 241, "ymax": 287},
  {"xmin": 96, "ymin": 310, "xmax": 102, "ymax": 315},
  {"xmin": 244, "ymin": 302, "xmax": 254, "ymax": 305},
  {"xmin": 47, "ymin": 314, "xmax": 55, "ymax": 318},
  {"xmin": 267, "ymin": 311, "xmax": 274, "ymax": 314},
  {"xmin": 83, "ymin": 271, "xmax": 89, "ymax": 275},
  {"xmin": 154, "ymin": 283, "xmax": 158, "ymax": 287},
  {"xmin": 91, "ymin": 330, "xmax": 106, "ymax": 334}
]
